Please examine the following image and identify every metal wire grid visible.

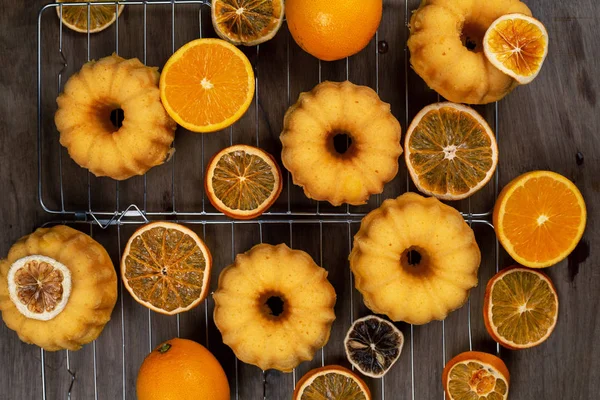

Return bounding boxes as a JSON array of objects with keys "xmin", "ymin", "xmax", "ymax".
[
  {"xmin": 37, "ymin": 1, "xmax": 496, "ymax": 227},
  {"xmin": 34, "ymin": 1, "xmax": 504, "ymax": 399}
]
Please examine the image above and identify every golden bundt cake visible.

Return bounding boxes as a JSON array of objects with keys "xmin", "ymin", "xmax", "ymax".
[
  {"xmin": 213, "ymin": 243, "xmax": 336, "ymax": 372},
  {"xmin": 281, "ymin": 81, "xmax": 402, "ymax": 206},
  {"xmin": 0, "ymin": 226, "xmax": 117, "ymax": 351},
  {"xmin": 55, "ymin": 54, "xmax": 177, "ymax": 180},
  {"xmin": 408, "ymin": 0, "xmax": 532, "ymax": 104},
  {"xmin": 349, "ymin": 193, "xmax": 481, "ymax": 325}
]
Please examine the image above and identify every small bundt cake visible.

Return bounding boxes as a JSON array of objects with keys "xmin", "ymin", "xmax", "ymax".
[
  {"xmin": 281, "ymin": 81, "xmax": 402, "ymax": 206},
  {"xmin": 213, "ymin": 243, "xmax": 336, "ymax": 372},
  {"xmin": 349, "ymin": 193, "xmax": 481, "ymax": 325},
  {"xmin": 0, "ymin": 226, "xmax": 117, "ymax": 351},
  {"xmin": 55, "ymin": 54, "xmax": 177, "ymax": 180},
  {"xmin": 408, "ymin": 0, "xmax": 532, "ymax": 104}
]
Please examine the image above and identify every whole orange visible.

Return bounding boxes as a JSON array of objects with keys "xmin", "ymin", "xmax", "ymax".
[
  {"xmin": 286, "ymin": 0, "xmax": 382, "ymax": 61},
  {"xmin": 136, "ymin": 338, "xmax": 230, "ymax": 400}
]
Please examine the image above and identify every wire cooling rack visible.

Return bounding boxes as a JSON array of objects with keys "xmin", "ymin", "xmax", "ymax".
[{"xmin": 36, "ymin": 1, "xmax": 503, "ymax": 399}]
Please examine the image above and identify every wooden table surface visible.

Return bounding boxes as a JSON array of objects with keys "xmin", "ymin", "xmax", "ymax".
[{"xmin": 1, "ymin": 1, "xmax": 598, "ymax": 399}]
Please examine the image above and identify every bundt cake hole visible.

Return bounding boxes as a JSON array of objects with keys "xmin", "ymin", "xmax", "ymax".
[
  {"xmin": 109, "ymin": 108, "xmax": 125, "ymax": 128},
  {"xmin": 259, "ymin": 292, "xmax": 288, "ymax": 320},
  {"xmin": 329, "ymin": 131, "xmax": 355, "ymax": 158},
  {"xmin": 400, "ymin": 246, "xmax": 433, "ymax": 277},
  {"xmin": 460, "ymin": 22, "xmax": 488, "ymax": 52}
]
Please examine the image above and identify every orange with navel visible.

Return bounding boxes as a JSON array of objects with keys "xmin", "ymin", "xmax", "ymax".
[
  {"xmin": 136, "ymin": 338, "xmax": 229, "ymax": 400},
  {"xmin": 285, "ymin": 0, "xmax": 382, "ymax": 61}
]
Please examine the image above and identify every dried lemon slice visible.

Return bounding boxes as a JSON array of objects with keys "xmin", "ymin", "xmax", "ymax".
[
  {"xmin": 344, "ymin": 315, "xmax": 404, "ymax": 378},
  {"xmin": 7, "ymin": 255, "xmax": 72, "ymax": 321}
]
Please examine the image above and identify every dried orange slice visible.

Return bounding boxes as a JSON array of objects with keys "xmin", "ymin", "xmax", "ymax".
[
  {"xmin": 121, "ymin": 222, "xmax": 212, "ymax": 315},
  {"xmin": 159, "ymin": 38, "xmax": 255, "ymax": 133},
  {"xmin": 484, "ymin": 267, "xmax": 558, "ymax": 350},
  {"xmin": 57, "ymin": 0, "xmax": 125, "ymax": 34},
  {"xmin": 442, "ymin": 351, "xmax": 510, "ymax": 400},
  {"xmin": 493, "ymin": 171, "xmax": 587, "ymax": 268},
  {"xmin": 405, "ymin": 102, "xmax": 498, "ymax": 200},
  {"xmin": 293, "ymin": 365, "xmax": 371, "ymax": 400},
  {"xmin": 483, "ymin": 14, "xmax": 549, "ymax": 84},
  {"xmin": 211, "ymin": 0, "xmax": 284, "ymax": 46},
  {"xmin": 205, "ymin": 145, "xmax": 282, "ymax": 219}
]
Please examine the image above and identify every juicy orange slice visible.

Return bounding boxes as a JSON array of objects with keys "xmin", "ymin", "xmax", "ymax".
[
  {"xmin": 211, "ymin": 0, "xmax": 284, "ymax": 46},
  {"xmin": 205, "ymin": 145, "xmax": 282, "ymax": 219},
  {"xmin": 405, "ymin": 102, "xmax": 498, "ymax": 200},
  {"xmin": 484, "ymin": 267, "xmax": 558, "ymax": 349},
  {"xmin": 493, "ymin": 171, "xmax": 587, "ymax": 268},
  {"xmin": 57, "ymin": 0, "xmax": 125, "ymax": 33},
  {"xmin": 443, "ymin": 351, "xmax": 510, "ymax": 400},
  {"xmin": 121, "ymin": 222, "xmax": 212, "ymax": 315},
  {"xmin": 159, "ymin": 38, "xmax": 255, "ymax": 133},
  {"xmin": 293, "ymin": 365, "xmax": 371, "ymax": 400},
  {"xmin": 483, "ymin": 14, "xmax": 549, "ymax": 84}
]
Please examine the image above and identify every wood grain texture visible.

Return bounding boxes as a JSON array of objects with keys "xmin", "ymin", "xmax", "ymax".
[{"xmin": 0, "ymin": 0, "xmax": 599, "ymax": 399}]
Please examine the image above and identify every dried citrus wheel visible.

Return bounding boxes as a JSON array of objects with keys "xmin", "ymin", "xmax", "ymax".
[
  {"xmin": 211, "ymin": 0, "xmax": 284, "ymax": 46},
  {"xmin": 344, "ymin": 315, "xmax": 404, "ymax": 378},
  {"xmin": 56, "ymin": 0, "xmax": 125, "ymax": 34},
  {"xmin": 159, "ymin": 38, "xmax": 255, "ymax": 133},
  {"xmin": 121, "ymin": 222, "xmax": 212, "ymax": 315},
  {"xmin": 493, "ymin": 171, "xmax": 587, "ymax": 268},
  {"xmin": 442, "ymin": 351, "xmax": 510, "ymax": 400},
  {"xmin": 205, "ymin": 145, "xmax": 282, "ymax": 219},
  {"xmin": 405, "ymin": 102, "xmax": 498, "ymax": 200},
  {"xmin": 7, "ymin": 255, "xmax": 72, "ymax": 321},
  {"xmin": 483, "ymin": 14, "xmax": 549, "ymax": 84},
  {"xmin": 483, "ymin": 267, "xmax": 558, "ymax": 350},
  {"xmin": 293, "ymin": 365, "xmax": 371, "ymax": 400}
]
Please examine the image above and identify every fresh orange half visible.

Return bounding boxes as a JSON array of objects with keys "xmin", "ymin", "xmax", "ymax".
[
  {"xmin": 160, "ymin": 38, "xmax": 255, "ymax": 133},
  {"xmin": 211, "ymin": 0, "xmax": 284, "ymax": 46},
  {"xmin": 484, "ymin": 267, "xmax": 558, "ymax": 350},
  {"xmin": 405, "ymin": 102, "xmax": 498, "ymax": 200},
  {"xmin": 293, "ymin": 365, "xmax": 371, "ymax": 400},
  {"xmin": 442, "ymin": 351, "xmax": 510, "ymax": 400},
  {"xmin": 57, "ymin": 0, "xmax": 125, "ymax": 33},
  {"xmin": 493, "ymin": 171, "xmax": 586, "ymax": 268},
  {"xmin": 483, "ymin": 14, "xmax": 549, "ymax": 84},
  {"xmin": 121, "ymin": 222, "xmax": 212, "ymax": 315},
  {"xmin": 205, "ymin": 145, "xmax": 282, "ymax": 219}
]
